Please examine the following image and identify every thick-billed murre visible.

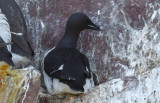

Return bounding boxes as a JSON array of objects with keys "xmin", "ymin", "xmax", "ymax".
[
  {"xmin": 0, "ymin": 8, "xmax": 14, "ymax": 66},
  {"xmin": 0, "ymin": 0, "xmax": 34, "ymax": 68},
  {"xmin": 42, "ymin": 12, "xmax": 101, "ymax": 95}
]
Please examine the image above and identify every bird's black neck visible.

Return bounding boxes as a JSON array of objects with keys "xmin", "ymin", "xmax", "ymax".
[{"xmin": 57, "ymin": 29, "xmax": 81, "ymax": 49}]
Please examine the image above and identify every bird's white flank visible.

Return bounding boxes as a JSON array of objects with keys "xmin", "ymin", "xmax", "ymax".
[{"xmin": 0, "ymin": 9, "xmax": 11, "ymax": 52}]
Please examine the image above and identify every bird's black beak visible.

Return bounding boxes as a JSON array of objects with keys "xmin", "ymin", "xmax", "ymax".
[{"xmin": 87, "ymin": 21, "xmax": 101, "ymax": 31}]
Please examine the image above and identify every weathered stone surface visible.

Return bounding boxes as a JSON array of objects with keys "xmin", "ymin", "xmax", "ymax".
[
  {"xmin": 14, "ymin": 0, "xmax": 160, "ymax": 102},
  {"xmin": 0, "ymin": 66, "xmax": 41, "ymax": 103}
]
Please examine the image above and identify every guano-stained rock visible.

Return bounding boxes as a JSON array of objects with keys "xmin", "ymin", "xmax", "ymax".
[{"xmin": 0, "ymin": 66, "xmax": 41, "ymax": 103}]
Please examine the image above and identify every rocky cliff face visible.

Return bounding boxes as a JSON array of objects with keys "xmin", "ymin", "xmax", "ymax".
[{"xmin": 15, "ymin": 0, "xmax": 160, "ymax": 102}]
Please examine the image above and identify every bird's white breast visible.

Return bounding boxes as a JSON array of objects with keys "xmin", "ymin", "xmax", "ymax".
[
  {"xmin": 12, "ymin": 53, "xmax": 31, "ymax": 68},
  {"xmin": 52, "ymin": 78, "xmax": 83, "ymax": 94},
  {"xmin": 83, "ymin": 73, "xmax": 95, "ymax": 93},
  {"xmin": 0, "ymin": 9, "xmax": 11, "ymax": 51}
]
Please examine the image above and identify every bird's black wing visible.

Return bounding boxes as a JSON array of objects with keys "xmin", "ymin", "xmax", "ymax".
[
  {"xmin": 58, "ymin": 50, "xmax": 89, "ymax": 91},
  {"xmin": 79, "ymin": 53, "xmax": 91, "ymax": 78},
  {"xmin": 11, "ymin": 33, "xmax": 34, "ymax": 56},
  {"xmin": 43, "ymin": 48, "xmax": 75, "ymax": 81}
]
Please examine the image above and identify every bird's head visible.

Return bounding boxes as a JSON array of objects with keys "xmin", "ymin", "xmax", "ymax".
[
  {"xmin": 65, "ymin": 12, "xmax": 101, "ymax": 33},
  {"xmin": 58, "ymin": 12, "xmax": 101, "ymax": 48}
]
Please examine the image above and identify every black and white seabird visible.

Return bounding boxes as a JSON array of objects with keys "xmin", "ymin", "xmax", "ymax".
[
  {"xmin": 42, "ymin": 12, "xmax": 101, "ymax": 95},
  {"xmin": 0, "ymin": 0, "xmax": 34, "ymax": 68},
  {"xmin": 0, "ymin": 9, "xmax": 14, "ymax": 66}
]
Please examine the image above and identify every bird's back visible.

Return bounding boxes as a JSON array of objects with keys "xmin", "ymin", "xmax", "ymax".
[
  {"xmin": 44, "ymin": 47, "xmax": 88, "ymax": 91},
  {"xmin": 62, "ymin": 54, "xmax": 87, "ymax": 91}
]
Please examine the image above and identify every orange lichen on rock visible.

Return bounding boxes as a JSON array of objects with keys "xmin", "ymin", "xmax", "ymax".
[
  {"xmin": 0, "ymin": 62, "xmax": 41, "ymax": 103},
  {"xmin": 0, "ymin": 61, "xmax": 11, "ymax": 70},
  {"xmin": 0, "ymin": 61, "xmax": 24, "ymax": 103},
  {"xmin": 0, "ymin": 62, "xmax": 11, "ymax": 93}
]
